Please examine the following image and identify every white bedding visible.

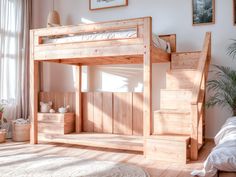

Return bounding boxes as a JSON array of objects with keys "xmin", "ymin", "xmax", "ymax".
[
  {"xmin": 42, "ymin": 29, "xmax": 171, "ymax": 53},
  {"xmin": 191, "ymin": 117, "xmax": 236, "ymax": 177}
]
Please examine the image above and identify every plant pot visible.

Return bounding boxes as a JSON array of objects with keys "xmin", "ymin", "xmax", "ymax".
[
  {"xmin": 12, "ymin": 123, "xmax": 30, "ymax": 142},
  {"xmin": 0, "ymin": 129, "xmax": 6, "ymax": 143}
]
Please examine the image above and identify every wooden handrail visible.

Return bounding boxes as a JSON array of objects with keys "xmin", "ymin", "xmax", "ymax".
[
  {"xmin": 191, "ymin": 32, "xmax": 211, "ymax": 105},
  {"xmin": 190, "ymin": 32, "xmax": 211, "ymax": 160}
]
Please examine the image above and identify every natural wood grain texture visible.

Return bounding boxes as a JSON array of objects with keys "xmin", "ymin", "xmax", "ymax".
[
  {"xmin": 190, "ymin": 104, "xmax": 199, "ymax": 160},
  {"xmin": 38, "ymin": 113, "xmax": 75, "ymax": 135},
  {"xmin": 153, "ymin": 110, "xmax": 191, "ymax": 135},
  {"xmin": 39, "ymin": 133, "xmax": 143, "ymax": 152},
  {"xmin": 146, "ymin": 135, "xmax": 190, "ymax": 164},
  {"xmin": 113, "ymin": 93, "xmax": 133, "ymax": 135},
  {"xmin": 190, "ymin": 32, "xmax": 211, "ymax": 160},
  {"xmin": 171, "ymin": 52, "xmax": 201, "ymax": 69},
  {"xmin": 30, "ymin": 38, "xmax": 39, "ymax": 145},
  {"xmin": 152, "ymin": 46, "xmax": 171, "ymax": 63},
  {"xmin": 132, "ymin": 93, "xmax": 143, "ymax": 136},
  {"xmin": 160, "ymin": 89, "xmax": 192, "ymax": 110},
  {"xmin": 191, "ymin": 32, "xmax": 211, "ymax": 104},
  {"xmin": 143, "ymin": 17, "xmax": 152, "ymax": 138},
  {"xmin": 166, "ymin": 69, "xmax": 196, "ymax": 89},
  {"xmin": 31, "ymin": 17, "xmax": 172, "ymax": 65},
  {"xmin": 82, "ymin": 92, "xmax": 94, "ymax": 132},
  {"xmin": 93, "ymin": 92, "xmax": 103, "ymax": 133},
  {"xmin": 34, "ymin": 17, "xmax": 145, "ymax": 36},
  {"xmin": 35, "ymin": 43, "xmax": 144, "ymax": 61},
  {"xmin": 75, "ymin": 66, "xmax": 82, "ymax": 133},
  {"xmin": 152, "ymin": 32, "xmax": 211, "ymax": 162},
  {"xmin": 102, "ymin": 93, "xmax": 113, "ymax": 133}
]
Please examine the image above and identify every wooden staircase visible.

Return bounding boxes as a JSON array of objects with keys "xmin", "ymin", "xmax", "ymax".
[{"xmin": 145, "ymin": 32, "xmax": 211, "ymax": 164}]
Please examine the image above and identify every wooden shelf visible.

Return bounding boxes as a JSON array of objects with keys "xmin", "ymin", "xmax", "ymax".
[{"xmin": 38, "ymin": 132, "xmax": 144, "ymax": 152}]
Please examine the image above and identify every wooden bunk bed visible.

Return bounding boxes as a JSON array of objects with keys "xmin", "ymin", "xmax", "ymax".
[{"xmin": 30, "ymin": 17, "xmax": 211, "ymax": 164}]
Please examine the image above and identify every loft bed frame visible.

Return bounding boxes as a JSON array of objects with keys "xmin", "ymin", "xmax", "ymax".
[{"xmin": 30, "ymin": 17, "xmax": 177, "ymax": 154}]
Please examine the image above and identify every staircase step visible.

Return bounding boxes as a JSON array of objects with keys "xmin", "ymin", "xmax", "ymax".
[
  {"xmin": 166, "ymin": 69, "xmax": 197, "ymax": 89},
  {"xmin": 160, "ymin": 89, "xmax": 192, "ymax": 110},
  {"xmin": 146, "ymin": 135, "xmax": 190, "ymax": 164},
  {"xmin": 153, "ymin": 109, "xmax": 191, "ymax": 135},
  {"xmin": 171, "ymin": 52, "xmax": 200, "ymax": 69}
]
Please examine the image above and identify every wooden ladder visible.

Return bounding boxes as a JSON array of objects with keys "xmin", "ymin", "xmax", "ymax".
[{"xmin": 145, "ymin": 32, "xmax": 211, "ymax": 163}]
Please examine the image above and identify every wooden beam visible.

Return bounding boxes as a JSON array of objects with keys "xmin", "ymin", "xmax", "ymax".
[
  {"xmin": 190, "ymin": 104, "xmax": 198, "ymax": 160},
  {"xmin": 191, "ymin": 32, "xmax": 211, "ymax": 104},
  {"xmin": 30, "ymin": 30, "xmax": 40, "ymax": 144},
  {"xmin": 143, "ymin": 17, "xmax": 152, "ymax": 138},
  {"xmin": 75, "ymin": 66, "xmax": 82, "ymax": 133},
  {"xmin": 190, "ymin": 32, "xmax": 211, "ymax": 160}
]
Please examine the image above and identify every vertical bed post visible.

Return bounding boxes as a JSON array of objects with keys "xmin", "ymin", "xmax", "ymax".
[
  {"xmin": 30, "ymin": 30, "xmax": 39, "ymax": 144},
  {"xmin": 143, "ymin": 17, "xmax": 152, "ymax": 140},
  {"xmin": 75, "ymin": 65, "xmax": 82, "ymax": 133}
]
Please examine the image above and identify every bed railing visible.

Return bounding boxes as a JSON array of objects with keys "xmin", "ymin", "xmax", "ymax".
[
  {"xmin": 31, "ymin": 17, "xmax": 149, "ymax": 61},
  {"xmin": 190, "ymin": 32, "xmax": 211, "ymax": 160}
]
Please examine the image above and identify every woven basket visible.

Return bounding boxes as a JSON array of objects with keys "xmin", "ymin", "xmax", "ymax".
[{"xmin": 12, "ymin": 123, "xmax": 30, "ymax": 142}]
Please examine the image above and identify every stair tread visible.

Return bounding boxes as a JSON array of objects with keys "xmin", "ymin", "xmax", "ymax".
[
  {"xmin": 154, "ymin": 109, "xmax": 190, "ymax": 114},
  {"xmin": 148, "ymin": 134, "xmax": 190, "ymax": 142}
]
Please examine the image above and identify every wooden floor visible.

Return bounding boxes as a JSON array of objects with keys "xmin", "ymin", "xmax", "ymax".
[{"xmin": 0, "ymin": 140, "xmax": 235, "ymax": 177}]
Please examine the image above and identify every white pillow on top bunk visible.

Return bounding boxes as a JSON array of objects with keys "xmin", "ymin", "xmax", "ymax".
[{"xmin": 152, "ymin": 35, "xmax": 171, "ymax": 53}]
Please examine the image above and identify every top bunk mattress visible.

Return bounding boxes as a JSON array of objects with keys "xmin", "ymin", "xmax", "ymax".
[{"xmin": 41, "ymin": 29, "xmax": 171, "ymax": 53}]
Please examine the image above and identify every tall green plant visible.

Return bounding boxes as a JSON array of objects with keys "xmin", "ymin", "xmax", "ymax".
[
  {"xmin": 206, "ymin": 65, "xmax": 236, "ymax": 115},
  {"xmin": 227, "ymin": 39, "xmax": 236, "ymax": 60},
  {"xmin": 206, "ymin": 41, "xmax": 236, "ymax": 115}
]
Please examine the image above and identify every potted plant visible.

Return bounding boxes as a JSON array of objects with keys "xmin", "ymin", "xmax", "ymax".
[
  {"xmin": 0, "ymin": 104, "xmax": 7, "ymax": 143},
  {"xmin": 206, "ymin": 40, "xmax": 236, "ymax": 115}
]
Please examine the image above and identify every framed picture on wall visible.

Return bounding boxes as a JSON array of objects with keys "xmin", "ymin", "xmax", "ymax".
[
  {"xmin": 89, "ymin": 0, "xmax": 128, "ymax": 10},
  {"xmin": 192, "ymin": 0, "xmax": 215, "ymax": 25},
  {"xmin": 234, "ymin": 0, "xmax": 236, "ymax": 25}
]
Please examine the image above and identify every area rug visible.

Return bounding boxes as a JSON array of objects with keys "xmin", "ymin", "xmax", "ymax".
[{"xmin": 0, "ymin": 154, "xmax": 149, "ymax": 177}]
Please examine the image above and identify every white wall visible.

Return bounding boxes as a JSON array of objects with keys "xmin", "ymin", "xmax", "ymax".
[{"xmin": 32, "ymin": 0, "xmax": 236, "ymax": 138}]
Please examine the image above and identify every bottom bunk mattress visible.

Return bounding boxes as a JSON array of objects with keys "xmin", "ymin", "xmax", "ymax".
[
  {"xmin": 191, "ymin": 117, "xmax": 236, "ymax": 177},
  {"xmin": 41, "ymin": 29, "xmax": 171, "ymax": 53}
]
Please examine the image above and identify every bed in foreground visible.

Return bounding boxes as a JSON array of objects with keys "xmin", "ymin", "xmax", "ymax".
[{"xmin": 192, "ymin": 117, "xmax": 236, "ymax": 176}]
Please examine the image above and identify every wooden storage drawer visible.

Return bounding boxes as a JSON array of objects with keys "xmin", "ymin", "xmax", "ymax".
[
  {"xmin": 38, "ymin": 113, "xmax": 75, "ymax": 135},
  {"xmin": 145, "ymin": 136, "xmax": 190, "ymax": 164}
]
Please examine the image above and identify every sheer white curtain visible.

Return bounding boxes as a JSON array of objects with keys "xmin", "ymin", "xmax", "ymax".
[{"xmin": 0, "ymin": 0, "xmax": 31, "ymax": 136}]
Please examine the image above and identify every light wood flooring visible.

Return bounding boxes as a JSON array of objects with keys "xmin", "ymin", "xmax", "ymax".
[{"xmin": 0, "ymin": 140, "xmax": 235, "ymax": 177}]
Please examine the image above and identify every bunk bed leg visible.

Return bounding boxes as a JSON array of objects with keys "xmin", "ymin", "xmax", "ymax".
[
  {"xmin": 30, "ymin": 60, "xmax": 39, "ymax": 144},
  {"xmin": 75, "ymin": 65, "xmax": 82, "ymax": 133},
  {"xmin": 30, "ymin": 29, "xmax": 39, "ymax": 144},
  {"xmin": 143, "ymin": 17, "xmax": 152, "ymax": 156}
]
